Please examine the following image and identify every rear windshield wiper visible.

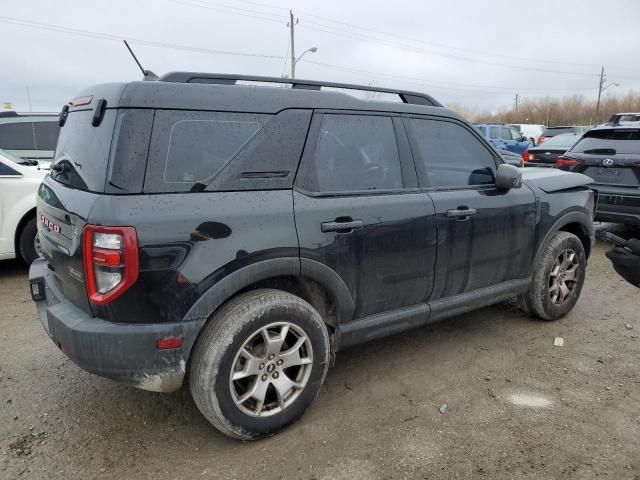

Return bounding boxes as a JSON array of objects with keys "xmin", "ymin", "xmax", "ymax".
[{"xmin": 583, "ymin": 148, "xmax": 616, "ymax": 155}]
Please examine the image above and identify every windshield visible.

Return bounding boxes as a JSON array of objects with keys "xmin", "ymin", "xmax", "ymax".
[
  {"xmin": 572, "ymin": 129, "xmax": 640, "ymax": 154},
  {"xmin": 50, "ymin": 110, "xmax": 116, "ymax": 191}
]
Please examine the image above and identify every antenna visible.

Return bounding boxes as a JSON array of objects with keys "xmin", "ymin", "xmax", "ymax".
[{"xmin": 123, "ymin": 40, "xmax": 159, "ymax": 81}]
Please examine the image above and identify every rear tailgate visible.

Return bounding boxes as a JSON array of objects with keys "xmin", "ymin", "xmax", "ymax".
[
  {"xmin": 38, "ymin": 105, "xmax": 118, "ymax": 314},
  {"xmin": 37, "ymin": 179, "xmax": 99, "ymax": 313}
]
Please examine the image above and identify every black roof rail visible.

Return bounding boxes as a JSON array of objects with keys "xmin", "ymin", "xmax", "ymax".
[{"xmin": 158, "ymin": 72, "xmax": 443, "ymax": 107}]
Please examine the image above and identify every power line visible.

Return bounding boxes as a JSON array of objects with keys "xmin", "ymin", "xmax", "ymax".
[
  {"xmin": 194, "ymin": 0, "xmax": 640, "ymax": 74},
  {"xmin": 0, "ymin": 16, "xmax": 286, "ymax": 60},
  {"xmin": 299, "ymin": 23, "xmax": 601, "ymax": 78},
  {"xmin": 301, "ymin": 59, "xmax": 601, "ymax": 96}
]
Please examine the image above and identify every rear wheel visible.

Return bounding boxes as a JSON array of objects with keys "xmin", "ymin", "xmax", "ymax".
[
  {"xmin": 18, "ymin": 217, "xmax": 40, "ymax": 264},
  {"xmin": 189, "ymin": 289, "xmax": 330, "ymax": 440},
  {"xmin": 519, "ymin": 231, "xmax": 586, "ymax": 320}
]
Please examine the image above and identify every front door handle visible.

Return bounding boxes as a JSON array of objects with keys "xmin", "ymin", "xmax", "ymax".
[
  {"xmin": 321, "ymin": 218, "xmax": 364, "ymax": 233},
  {"xmin": 447, "ymin": 208, "xmax": 477, "ymax": 219}
]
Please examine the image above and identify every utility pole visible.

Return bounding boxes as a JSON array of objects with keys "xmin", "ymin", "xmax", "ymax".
[
  {"xmin": 514, "ymin": 93, "xmax": 519, "ymax": 112},
  {"xmin": 595, "ymin": 66, "xmax": 605, "ymax": 124},
  {"xmin": 288, "ymin": 10, "xmax": 298, "ymax": 79}
]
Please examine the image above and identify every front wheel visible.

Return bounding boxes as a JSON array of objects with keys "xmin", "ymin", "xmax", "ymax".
[
  {"xmin": 189, "ymin": 289, "xmax": 330, "ymax": 440},
  {"xmin": 519, "ymin": 231, "xmax": 586, "ymax": 320}
]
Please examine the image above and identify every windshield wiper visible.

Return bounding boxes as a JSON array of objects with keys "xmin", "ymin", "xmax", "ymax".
[{"xmin": 583, "ymin": 148, "xmax": 616, "ymax": 155}]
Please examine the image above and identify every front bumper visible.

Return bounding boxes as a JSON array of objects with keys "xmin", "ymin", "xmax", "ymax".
[{"xmin": 29, "ymin": 258, "xmax": 201, "ymax": 392}]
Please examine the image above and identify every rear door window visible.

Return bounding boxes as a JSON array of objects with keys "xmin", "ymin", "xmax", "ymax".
[
  {"xmin": 405, "ymin": 118, "xmax": 497, "ymax": 188},
  {"xmin": 0, "ymin": 122, "xmax": 35, "ymax": 150},
  {"xmin": 304, "ymin": 114, "xmax": 403, "ymax": 192},
  {"xmin": 33, "ymin": 121, "xmax": 60, "ymax": 150},
  {"xmin": 145, "ymin": 111, "xmax": 270, "ymax": 193}
]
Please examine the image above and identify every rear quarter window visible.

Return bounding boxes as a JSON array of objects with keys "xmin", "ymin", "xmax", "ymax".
[{"xmin": 145, "ymin": 111, "xmax": 271, "ymax": 193}]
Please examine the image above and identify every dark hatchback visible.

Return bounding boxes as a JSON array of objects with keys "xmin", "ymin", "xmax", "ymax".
[
  {"xmin": 538, "ymin": 126, "xmax": 589, "ymax": 145},
  {"xmin": 557, "ymin": 126, "xmax": 640, "ymax": 224},
  {"xmin": 522, "ymin": 133, "xmax": 581, "ymax": 167}
]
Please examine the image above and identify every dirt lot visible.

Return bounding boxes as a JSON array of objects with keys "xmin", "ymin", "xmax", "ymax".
[{"xmin": 1, "ymin": 229, "xmax": 639, "ymax": 480}]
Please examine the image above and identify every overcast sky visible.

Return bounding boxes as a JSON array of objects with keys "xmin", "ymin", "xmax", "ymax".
[{"xmin": 2, "ymin": 0, "xmax": 640, "ymax": 113}]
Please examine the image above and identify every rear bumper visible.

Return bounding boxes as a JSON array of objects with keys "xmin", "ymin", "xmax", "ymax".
[
  {"xmin": 592, "ymin": 187, "xmax": 640, "ymax": 225},
  {"xmin": 29, "ymin": 258, "xmax": 201, "ymax": 392}
]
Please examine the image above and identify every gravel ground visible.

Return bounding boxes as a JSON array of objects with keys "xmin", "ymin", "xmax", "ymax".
[{"xmin": 1, "ymin": 229, "xmax": 639, "ymax": 480}]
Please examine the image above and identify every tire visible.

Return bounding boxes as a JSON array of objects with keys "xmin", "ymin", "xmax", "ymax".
[
  {"xmin": 518, "ymin": 231, "xmax": 586, "ymax": 321},
  {"xmin": 189, "ymin": 289, "xmax": 330, "ymax": 440},
  {"xmin": 18, "ymin": 216, "xmax": 40, "ymax": 264}
]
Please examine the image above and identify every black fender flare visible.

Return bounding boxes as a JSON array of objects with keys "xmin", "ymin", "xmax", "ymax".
[
  {"xmin": 181, "ymin": 257, "xmax": 354, "ymax": 357},
  {"xmin": 531, "ymin": 211, "xmax": 594, "ymax": 275}
]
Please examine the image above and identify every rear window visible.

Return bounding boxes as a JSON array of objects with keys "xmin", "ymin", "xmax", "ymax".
[
  {"xmin": 543, "ymin": 127, "xmax": 573, "ymax": 136},
  {"xmin": 539, "ymin": 134, "xmax": 579, "ymax": 148},
  {"xmin": 571, "ymin": 129, "xmax": 640, "ymax": 154},
  {"xmin": 0, "ymin": 122, "xmax": 35, "ymax": 150},
  {"xmin": 50, "ymin": 110, "xmax": 116, "ymax": 192},
  {"xmin": 34, "ymin": 121, "xmax": 60, "ymax": 150}
]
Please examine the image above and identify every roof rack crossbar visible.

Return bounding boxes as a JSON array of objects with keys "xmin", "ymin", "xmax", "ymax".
[{"xmin": 159, "ymin": 72, "xmax": 442, "ymax": 107}]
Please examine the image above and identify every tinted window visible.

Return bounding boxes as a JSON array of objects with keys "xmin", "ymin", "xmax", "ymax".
[
  {"xmin": 165, "ymin": 119, "xmax": 260, "ymax": 184},
  {"xmin": 539, "ymin": 134, "xmax": 579, "ymax": 148},
  {"xmin": 34, "ymin": 121, "xmax": 60, "ymax": 150},
  {"xmin": 572, "ymin": 129, "xmax": 640, "ymax": 154},
  {"xmin": 0, "ymin": 160, "xmax": 21, "ymax": 176},
  {"xmin": 542, "ymin": 127, "xmax": 573, "ymax": 137},
  {"xmin": 145, "ymin": 111, "xmax": 270, "ymax": 193},
  {"xmin": 407, "ymin": 118, "xmax": 496, "ymax": 188},
  {"xmin": 0, "ymin": 122, "xmax": 35, "ymax": 150},
  {"xmin": 307, "ymin": 114, "xmax": 403, "ymax": 192},
  {"xmin": 50, "ymin": 110, "xmax": 116, "ymax": 192}
]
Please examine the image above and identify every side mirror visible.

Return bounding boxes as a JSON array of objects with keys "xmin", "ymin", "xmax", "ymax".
[
  {"xmin": 520, "ymin": 136, "xmax": 528, "ymax": 142},
  {"xmin": 495, "ymin": 164, "xmax": 523, "ymax": 190}
]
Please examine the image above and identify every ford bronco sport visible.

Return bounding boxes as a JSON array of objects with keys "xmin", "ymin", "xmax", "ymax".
[{"xmin": 30, "ymin": 73, "xmax": 595, "ymax": 440}]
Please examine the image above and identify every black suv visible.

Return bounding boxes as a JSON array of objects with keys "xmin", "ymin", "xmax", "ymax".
[
  {"xmin": 30, "ymin": 73, "xmax": 595, "ymax": 440},
  {"xmin": 556, "ymin": 125, "xmax": 640, "ymax": 224}
]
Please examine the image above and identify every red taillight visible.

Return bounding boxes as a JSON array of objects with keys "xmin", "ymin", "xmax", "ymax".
[
  {"xmin": 537, "ymin": 135, "xmax": 546, "ymax": 144},
  {"xmin": 157, "ymin": 337, "xmax": 183, "ymax": 350},
  {"xmin": 521, "ymin": 150, "xmax": 535, "ymax": 162},
  {"xmin": 82, "ymin": 225, "xmax": 139, "ymax": 305},
  {"xmin": 555, "ymin": 157, "xmax": 583, "ymax": 166}
]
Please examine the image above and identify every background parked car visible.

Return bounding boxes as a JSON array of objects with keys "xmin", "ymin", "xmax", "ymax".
[
  {"xmin": 498, "ymin": 148, "xmax": 524, "ymax": 167},
  {"xmin": 509, "ymin": 123, "xmax": 546, "ymax": 146},
  {"xmin": 538, "ymin": 125, "xmax": 590, "ymax": 145},
  {"xmin": 0, "ymin": 111, "xmax": 60, "ymax": 169},
  {"xmin": 555, "ymin": 126, "xmax": 640, "ymax": 225},
  {"xmin": 604, "ymin": 112, "xmax": 640, "ymax": 126},
  {"xmin": 0, "ymin": 148, "xmax": 46, "ymax": 263},
  {"xmin": 521, "ymin": 133, "xmax": 581, "ymax": 167},
  {"xmin": 475, "ymin": 123, "xmax": 531, "ymax": 153}
]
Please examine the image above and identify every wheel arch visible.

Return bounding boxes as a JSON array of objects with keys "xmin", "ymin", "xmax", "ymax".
[
  {"xmin": 532, "ymin": 212, "xmax": 594, "ymax": 274},
  {"xmin": 182, "ymin": 257, "xmax": 354, "ymax": 361}
]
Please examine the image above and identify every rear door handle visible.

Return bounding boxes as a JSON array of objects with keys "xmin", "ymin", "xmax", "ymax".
[
  {"xmin": 321, "ymin": 219, "xmax": 364, "ymax": 233},
  {"xmin": 447, "ymin": 208, "xmax": 477, "ymax": 219}
]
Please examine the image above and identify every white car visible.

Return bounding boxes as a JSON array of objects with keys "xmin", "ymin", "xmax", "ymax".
[
  {"xmin": 509, "ymin": 124, "xmax": 546, "ymax": 146},
  {"xmin": 0, "ymin": 149, "xmax": 46, "ymax": 263}
]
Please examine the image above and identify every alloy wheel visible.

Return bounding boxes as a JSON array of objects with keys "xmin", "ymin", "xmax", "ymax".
[{"xmin": 548, "ymin": 249, "xmax": 580, "ymax": 305}]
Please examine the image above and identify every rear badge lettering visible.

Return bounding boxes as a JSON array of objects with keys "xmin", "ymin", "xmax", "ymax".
[{"xmin": 38, "ymin": 213, "xmax": 61, "ymax": 233}]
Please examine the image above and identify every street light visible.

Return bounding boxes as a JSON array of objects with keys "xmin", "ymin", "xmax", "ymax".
[
  {"xmin": 291, "ymin": 47, "xmax": 317, "ymax": 78},
  {"xmin": 595, "ymin": 76, "xmax": 620, "ymax": 124}
]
